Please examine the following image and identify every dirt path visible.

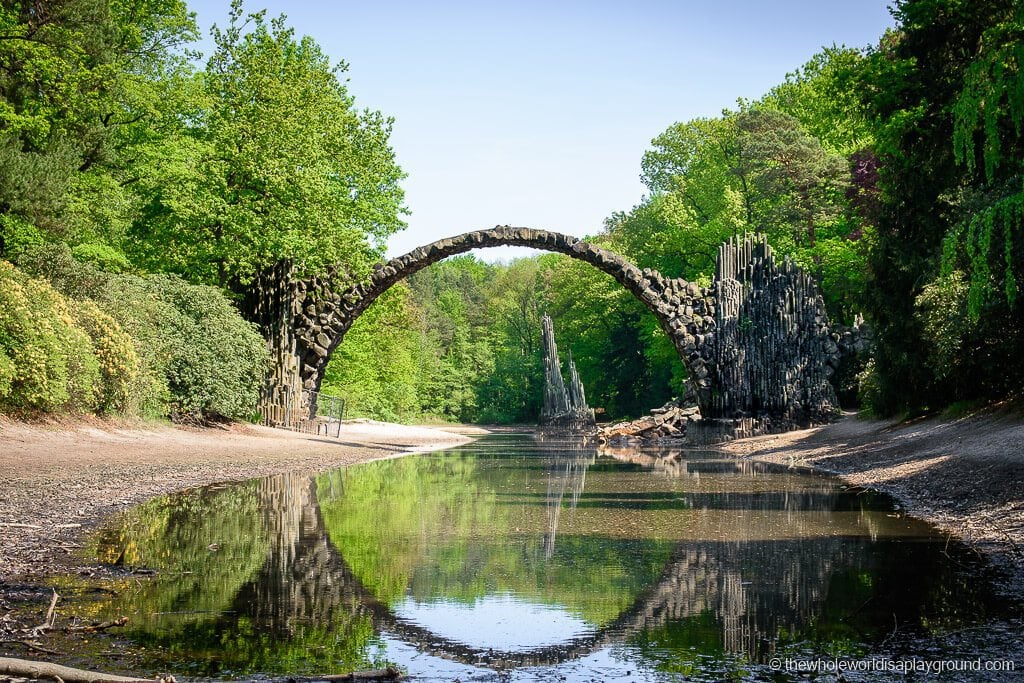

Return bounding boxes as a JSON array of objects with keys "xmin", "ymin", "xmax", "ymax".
[
  {"xmin": 721, "ymin": 407, "xmax": 1024, "ymax": 594},
  {"xmin": 0, "ymin": 417, "xmax": 479, "ymax": 581}
]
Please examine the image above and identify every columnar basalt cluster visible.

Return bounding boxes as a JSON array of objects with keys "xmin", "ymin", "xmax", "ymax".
[
  {"xmin": 539, "ymin": 314, "xmax": 595, "ymax": 429},
  {"xmin": 262, "ymin": 226, "xmax": 842, "ymax": 436},
  {"xmin": 702, "ymin": 234, "xmax": 840, "ymax": 425}
]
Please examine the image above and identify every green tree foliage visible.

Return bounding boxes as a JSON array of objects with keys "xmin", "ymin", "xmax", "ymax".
[
  {"xmin": 947, "ymin": 3, "xmax": 1023, "ymax": 319},
  {"xmin": 320, "ymin": 284, "xmax": 424, "ymax": 422},
  {"xmin": 471, "ymin": 258, "xmax": 543, "ymax": 423},
  {"xmin": 539, "ymin": 253, "xmax": 680, "ymax": 418},
  {"xmin": 735, "ymin": 108, "xmax": 850, "ymax": 251},
  {"xmin": 0, "ymin": 0, "xmax": 408, "ymax": 424},
  {"xmin": 130, "ymin": 0, "xmax": 405, "ymax": 285},
  {"xmin": 760, "ymin": 46, "xmax": 874, "ymax": 156},
  {"xmin": 641, "ymin": 116, "xmax": 746, "ymax": 254},
  {"xmin": 322, "ymin": 257, "xmax": 534, "ymax": 424},
  {"xmin": 855, "ymin": 0, "xmax": 1024, "ymax": 414},
  {"xmin": 638, "ymin": 96, "xmax": 864, "ymax": 322},
  {"xmin": 0, "ymin": 0, "xmax": 197, "ymax": 257}
]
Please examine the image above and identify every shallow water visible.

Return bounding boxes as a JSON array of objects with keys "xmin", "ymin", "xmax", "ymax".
[{"xmin": 76, "ymin": 432, "xmax": 1016, "ymax": 680}]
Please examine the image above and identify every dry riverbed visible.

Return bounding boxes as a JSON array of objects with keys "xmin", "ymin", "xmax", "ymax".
[{"xmin": 0, "ymin": 417, "xmax": 477, "ymax": 581}]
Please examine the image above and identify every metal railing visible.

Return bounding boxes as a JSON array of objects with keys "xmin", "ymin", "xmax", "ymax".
[
  {"xmin": 313, "ymin": 392, "xmax": 346, "ymax": 437},
  {"xmin": 259, "ymin": 387, "xmax": 346, "ymax": 437}
]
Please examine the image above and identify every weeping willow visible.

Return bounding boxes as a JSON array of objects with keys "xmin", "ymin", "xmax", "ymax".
[
  {"xmin": 942, "ymin": 186, "xmax": 1023, "ymax": 319},
  {"xmin": 948, "ymin": 5, "xmax": 1024, "ymax": 319}
]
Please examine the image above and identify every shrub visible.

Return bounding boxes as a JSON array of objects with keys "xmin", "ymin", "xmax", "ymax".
[
  {"xmin": 914, "ymin": 271, "xmax": 972, "ymax": 381},
  {"xmin": 70, "ymin": 300, "xmax": 142, "ymax": 413},
  {"xmin": 70, "ymin": 243, "xmax": 132, "ymax": 273},
  {"xmin": 14, "ymin": 246, "xmax": 270, "ymax": 420},
  {"xmin": 0, "ymin": 261, "xmax": 100, "ymax": 412},
  {"xmin": 856, "ymin": 357, "xmax": 883, "ymax": 416},
  {"xmin": 145, "ymin": 275, "xmax": 268, "ymax": 420}
]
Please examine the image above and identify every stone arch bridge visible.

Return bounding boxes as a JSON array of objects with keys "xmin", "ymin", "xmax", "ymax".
[{"xmin": 252, "ymin": 226, "xmax": 847, "ymax": 432}]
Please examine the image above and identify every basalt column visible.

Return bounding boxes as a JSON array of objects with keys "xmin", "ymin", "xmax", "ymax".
[
  {"xmin": 540, "ymin": 314, "xmax": 595, "ymax": 430},
  {"xmin": 697, "ymin": 234, "xmax": 840, "ymax": 432},
  {"xmin": 241, "ymin": 262, "xmax": 307, "ymax": 427}
]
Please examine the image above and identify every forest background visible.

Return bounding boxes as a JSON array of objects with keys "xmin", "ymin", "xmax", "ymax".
[{"xmin": 0, "ymin": 0, "xmax": 1021, "ymax": 424}]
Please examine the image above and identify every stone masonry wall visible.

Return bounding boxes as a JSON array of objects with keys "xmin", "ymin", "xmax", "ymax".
[{"xmin": 260, "ymin": 227, "xmax": 841, "ymax": 435}]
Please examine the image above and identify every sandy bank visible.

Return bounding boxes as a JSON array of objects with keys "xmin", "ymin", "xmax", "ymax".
[
  {"xmin": 0, "ymin": 417, "xmax": 474, "ymax": 580},
  {"xmin": 721, "ymin": 407, "xmax": 1024, "ymax": 593}
]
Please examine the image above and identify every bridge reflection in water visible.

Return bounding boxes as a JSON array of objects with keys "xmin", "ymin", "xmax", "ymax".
[{"xmin": 87, "ymin": 434, "xmax": 1005, "ymax": 680}]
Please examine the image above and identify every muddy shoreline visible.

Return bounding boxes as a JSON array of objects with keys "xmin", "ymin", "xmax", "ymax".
[
  {"xmin": 721, "ymin": 407, "xmax": 1024, "ymax": 599},
  {"xmin": 0, "ymin": 418, "xmax": 478, "ymax": 582}
]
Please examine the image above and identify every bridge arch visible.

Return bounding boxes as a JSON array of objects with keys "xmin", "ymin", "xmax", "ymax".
[
  {"xmin": 293, "ymin": 225, "xmax": 713, "ymax": 400},
  {"xmin": 261, "ymin": 227, "xmax": 841, "ymax": 433}
]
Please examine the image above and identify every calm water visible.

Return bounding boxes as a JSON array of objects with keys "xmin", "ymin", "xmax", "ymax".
[{"xmin": 78, "ymin": 432, "xmax": 1014, "ymax": 681}]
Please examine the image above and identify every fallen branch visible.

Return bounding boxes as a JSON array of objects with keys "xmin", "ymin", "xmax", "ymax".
[
  {"xmin": 0, "ymin": 639, "xmax": 60, "ymax": 655},
  {"xmin": 30, "ymin": 589, "xmax": 59, "ymax": 637},
  {"xmin": 66, "ymin": 617, "xmax": 129, "ymax": 633},
  {"xmin": 0, "ymin": 656, "xmax": 175, "ymax": 683}
]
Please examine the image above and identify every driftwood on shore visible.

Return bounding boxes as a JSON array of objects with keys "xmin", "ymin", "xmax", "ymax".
[
  {"xmin": 0, "ymin": 657, "xmax": 404, "ymax": 683},
  {"xmin": 0, "ymin": 656, "xmax": 175, "ymax": 683}
]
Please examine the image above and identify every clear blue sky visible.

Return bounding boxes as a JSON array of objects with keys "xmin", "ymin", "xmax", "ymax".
[{"xmin": 186, "ymin": 1, "xmax": 896, "ymax": 261}]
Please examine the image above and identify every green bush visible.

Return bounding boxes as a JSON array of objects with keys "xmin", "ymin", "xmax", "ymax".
[
  {"xmin": 146, "ymin": 275, "xmax": 268, "ymax": 420},
  {"xmin": 856, "ymin": 358, "xmax": 883, "ymax": 416},
  {"xmin": 16, "ymin": 246, "xmax": 269, "ymax": 420},
  {"xmin": 70, "ymin": 243, "xmax": 132, "ymax": 273},
  {"xmin": 914, "ymin": 270, "xmax": 972, "ymax": 382},
  {"xmin": 0, "ymin": 261, "xmax": 101, "ymax": 412}
]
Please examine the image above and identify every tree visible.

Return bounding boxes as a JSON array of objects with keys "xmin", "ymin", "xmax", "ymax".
[
  {"xmin": 735, "ymin": 108, "xmax": 849, "ymax": 251},
  {"xmin": 641, "ymin": 116, "xmax": 747, "ymax": 246},
  {"xmin": 855, "ymin": 0, "xmax": 1024, "ymax": 413},
  {"xmin": 0, "ymin": 0, "xmax": 197, "ymax": 257},
  {"xmin": 320, "ymin": 284, "xmax": 424, "ymax": 422},
  {"xmin": 760, "ymin": 46, "xmax": 874, "ymax": 156},
  {"xmin": 948, "ymin": 1, "xmax": 1023, "ymax": 319},
  {"xmin": 129, "ymin": 0, "xmax": 406, "ymax": 286},
  {"xmin": 474, "ymin": 258, "xmax": 545, "ymax": 422},
  {"xmin": 637, "ymin": 106, "xmax": 860, "ymax": 318}
]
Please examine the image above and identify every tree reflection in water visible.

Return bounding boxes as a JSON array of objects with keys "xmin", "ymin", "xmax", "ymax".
[{"xmin": 84, "ymin": 433, "xmax": 1008, "ymax": 678}]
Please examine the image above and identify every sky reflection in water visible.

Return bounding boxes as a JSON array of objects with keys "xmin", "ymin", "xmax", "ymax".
[{"xmin": 81, "ymin": 432, "xmax": 1011, "ymax": 681}]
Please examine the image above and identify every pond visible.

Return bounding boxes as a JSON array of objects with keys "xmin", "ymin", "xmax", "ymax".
[{"xmin": 70, "ymin": 432, "xmax": 1015, "ymax": 681}]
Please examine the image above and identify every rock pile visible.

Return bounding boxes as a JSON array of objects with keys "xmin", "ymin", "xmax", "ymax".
[{"xmin": 596, "ymin": 398, "xmax": 700, "ymax": 445}]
